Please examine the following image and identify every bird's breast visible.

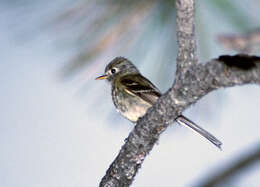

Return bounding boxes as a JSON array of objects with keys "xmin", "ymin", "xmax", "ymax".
[{"xmin": 112, "ymin": 86, "xmax": 151, "ymax": 122}]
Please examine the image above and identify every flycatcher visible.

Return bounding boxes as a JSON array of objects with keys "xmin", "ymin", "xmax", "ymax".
[{"xmin": 96, "ymin": 57, "xmax": 222, "ymax": 149}]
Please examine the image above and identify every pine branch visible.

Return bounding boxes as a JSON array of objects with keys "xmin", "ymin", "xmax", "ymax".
[{"xmin": 99, "ymin": 0, "xmax": 260, "ymax": 186}]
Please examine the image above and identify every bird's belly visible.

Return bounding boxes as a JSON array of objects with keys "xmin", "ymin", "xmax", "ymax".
[
  {"xmin": 112, "ymin": 88, "xmax": 151, "ymax": 122},
  {"xmin": 120, "ymin": 101, "xmax": 151, "ymax": 122}
]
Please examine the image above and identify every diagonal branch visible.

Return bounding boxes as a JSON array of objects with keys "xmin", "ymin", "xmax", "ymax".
[
  {"xmin": 99, "ymin": 56, "xmax": 260, "ymax": 186},
  {"xmin": 99, "ymin": 0, "xmax": 260, "ymax": 186},
  {"xmin": 100, "ymin": 1, "xmax": 197, "ymax": 186}
]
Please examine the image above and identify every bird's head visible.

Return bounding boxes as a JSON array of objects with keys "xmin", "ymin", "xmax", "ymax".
[{"xmin": 95, "ymin": 57, "xmax": 139, "ymax": 82}]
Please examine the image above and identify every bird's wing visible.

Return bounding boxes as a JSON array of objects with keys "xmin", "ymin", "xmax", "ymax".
[{"xmin": 120, "ymin": 74, "xmax": 161, "ymax": 105}]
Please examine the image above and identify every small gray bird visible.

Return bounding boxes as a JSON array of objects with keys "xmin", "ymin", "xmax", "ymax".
[{"xmin": 96, "ymin": 57, "xmax": 222, "ymax": 149}]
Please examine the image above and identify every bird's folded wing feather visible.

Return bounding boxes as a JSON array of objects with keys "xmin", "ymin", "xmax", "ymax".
[{"xmin": 120, "ymin": 74, "xmax": 161, "ymax": 105}]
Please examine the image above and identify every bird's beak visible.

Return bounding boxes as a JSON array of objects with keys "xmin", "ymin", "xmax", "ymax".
[{"xmin": 95, "ymin": 74, "xmax": 108, "ymax": 80}]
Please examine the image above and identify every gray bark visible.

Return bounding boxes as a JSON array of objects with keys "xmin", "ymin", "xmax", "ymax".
[{"xmin": 99, "ymin": 0, "xmax": 260, "ymax": 186}]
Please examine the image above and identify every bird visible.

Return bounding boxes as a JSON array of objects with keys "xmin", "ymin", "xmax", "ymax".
[{"xmin": 96, "ymin": 57, "xmax": 222, "ymax": 149}]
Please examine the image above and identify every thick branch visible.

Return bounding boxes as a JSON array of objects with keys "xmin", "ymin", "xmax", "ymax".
[
  {"xmin": 173, "ymin": 55, "xmax": 260, "ymax": 109},
  {"xmin": 100, "ymin": 57, "xmax": 260, "ymax": 186},
  {"xmin": 99, "ymin": 0, "xmax": 260, "ymax": 185},
  {"xmin": 176, "ymin": 0, "xmax": 197, "ymax": 77},
  {"xmin": 100, "ymin": 1, "xmax": 197, "ymax": 186}
]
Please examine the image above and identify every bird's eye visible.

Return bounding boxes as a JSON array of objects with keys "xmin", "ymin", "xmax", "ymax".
[{"xmin": 111, "ymin": 68, "xmax": 116, "ymax": 74}]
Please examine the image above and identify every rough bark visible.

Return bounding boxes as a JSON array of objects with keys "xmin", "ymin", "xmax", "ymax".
[{"xmin": 99, "ymin": 0, "xmax": 260, "ymax": 186}]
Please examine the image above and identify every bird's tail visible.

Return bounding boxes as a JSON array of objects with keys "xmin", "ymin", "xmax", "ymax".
[{"xmin": 176, "ymin": 115, "xmax": 222, "ymax": 149}]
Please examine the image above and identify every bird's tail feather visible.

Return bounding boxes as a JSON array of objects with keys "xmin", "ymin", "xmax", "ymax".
[{"xmin": 176, "ymin": 115, "xmax": 222, "ymax": 149}]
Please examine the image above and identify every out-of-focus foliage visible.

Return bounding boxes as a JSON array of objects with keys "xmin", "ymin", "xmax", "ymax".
[
  {"xmin": 48, "ymin": 0, "xmax": 260, "ymax": 83},
  {"xmin": 209, "ymin": 0, "xmax": 251, "ymax": 30},
  {"xmin": 48, "ymin": 0, "xmax": 260, "ymax": 123},
  {"xmin": 53, "ymin": 0, "xmax": 176, "ymax": 79}
]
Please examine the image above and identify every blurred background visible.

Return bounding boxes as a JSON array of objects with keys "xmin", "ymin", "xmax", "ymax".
[{"xmin": 1, "ymin": 0, "xmax": 260, "ymax": 186}]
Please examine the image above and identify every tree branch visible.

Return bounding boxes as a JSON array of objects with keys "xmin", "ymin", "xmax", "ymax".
[
  {"xmin": 172, "ymin": 55, "xmax": 260, "ymax": 110},
  {"xmin": 176, "ymin": 0, "xmax": 197, "ymax": 78},
  {"xmin": 100, "ymin": 57, "xmax": 260, "ymax": 187},
  {"xmin": 99, "ymin": 0, "xmax": 260, "ymax": 186}
]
